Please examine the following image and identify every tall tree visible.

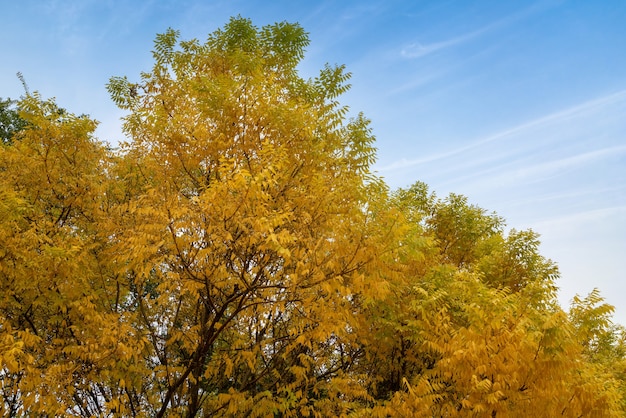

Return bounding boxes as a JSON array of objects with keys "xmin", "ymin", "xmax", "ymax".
[{"xmin": 103, "ymin": 17, "xmax": 389, "ymax": 416}]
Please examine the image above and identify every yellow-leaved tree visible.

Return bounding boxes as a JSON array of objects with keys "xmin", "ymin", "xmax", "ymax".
[
  {"xmin": 354, "ymin": 182, "xmax": 625, "ymax": 416},
  {"xmin": 0, "ymin": 94, "xmax": 140, "ymax": 415},
  {"xmin": 1, "ymin": 17, "xmax": 625, "ymax": 417},
  {"xmin": 102, "ymin": 17, "xmax": 395, "ymax": 417}
]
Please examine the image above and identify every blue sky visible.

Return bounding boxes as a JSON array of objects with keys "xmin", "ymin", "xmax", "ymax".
[{"xmin": 2, "ymin": 0, "xmax": 625, "ymax": 323}]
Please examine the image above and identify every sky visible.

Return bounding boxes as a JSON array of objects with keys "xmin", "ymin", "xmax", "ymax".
[{"xmin": 1, "ymin": 0, "xmax": 625, "ymax": 323}]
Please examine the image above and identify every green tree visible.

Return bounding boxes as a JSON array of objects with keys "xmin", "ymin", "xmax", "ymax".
[{"xmin": 0, "ymin": 98, "xmax": 27, "ymax": 145}]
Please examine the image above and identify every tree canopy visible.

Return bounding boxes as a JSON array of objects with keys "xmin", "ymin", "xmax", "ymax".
[{"xmin": 1, "ymin": 16, "xmax": 625, "ymax": 417}]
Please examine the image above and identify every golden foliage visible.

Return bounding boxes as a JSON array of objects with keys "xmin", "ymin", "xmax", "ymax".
[{"xmin": 1, "ymin": 17, "xmax": 624, "ymax": 417}]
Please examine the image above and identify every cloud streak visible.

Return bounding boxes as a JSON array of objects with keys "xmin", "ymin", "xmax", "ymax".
[
  {"xmin": 377, "ymin": 89, "xmax": 626, "ymax": 172},
  {"xmin": 438, "ymin": 144, "xmax": 626, "ymax": 199},
  {"xmin": 400, "ymin": 2, "xmax": 544, "ymax": 59},
  {"xmin": 400, "ymin": 30, "xmax": 485, "ymax": 59},
  {"xmin": 529, "ymin": 205, "xmax": 626, "ymax": 230},
  {"xmin": 512, "ymin": 145, "xmax": 626, "ymax": 180}
]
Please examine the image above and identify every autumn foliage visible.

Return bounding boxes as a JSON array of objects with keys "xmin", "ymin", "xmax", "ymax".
[{"xmin": 1, "ymin": 17, "xmax": 625, "ymax": 417}]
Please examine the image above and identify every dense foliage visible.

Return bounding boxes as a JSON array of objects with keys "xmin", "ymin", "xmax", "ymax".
[
  {"xmin": 1, "ymin": 17, "xmax": 624, "ymax": 417},
  {"xmin": 0, "ymin": 98, "xmax": 27, "ymax": 145}
]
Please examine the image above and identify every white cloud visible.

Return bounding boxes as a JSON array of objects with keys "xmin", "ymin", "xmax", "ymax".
[
  {"xmin": 511, "ymin": 145, "xmax": 626, "ymax": 180},
  {"xmin": 530, "ymin": 205, "xmax": 626, "ymax": 230},
  {"xmin": 400, "ymin": 21, "xmax": 495, "ymax": 59},
  {"xmin": 399, "ymin": 2, "xmax": 545, "ymax": 59},
  {"xmin": 377, "ymin": 89, "xmax": 626, "ymax": 172}
]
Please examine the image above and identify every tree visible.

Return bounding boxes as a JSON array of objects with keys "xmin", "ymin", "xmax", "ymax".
[
  {"xmin": 0, "ymin": 17, "xmax": 390, "ymax": 416},
  {"xmin": 1, "ymin": 17, "xmax": 624, "ymax": 417},
  {"xmin": 0, "ymin": 98, "xmax": 27, "ymax": 145},
  {"xmin": 103, "ymin": 17, "xmax": 394, "ymax": 417},
  {"xmin": 353, "ymin": 182, "xmax": 624, "ymax": 416},
  {"xmin": 0, "ymin": 93, "xmax": 126, "ymax": 416},
  {"xmin": 569, "ymin": 289, "xmax": 626, "ymax": 411}
]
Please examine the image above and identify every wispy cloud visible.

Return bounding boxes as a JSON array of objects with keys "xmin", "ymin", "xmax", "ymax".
[
  {"xmin": 439, "ymin": 144, "xmax": 625, "ymax": 197},
  {"xmin": 400, "ymin": 0, "xmax": 569, "ymax": 60},
  {"xmin": 530, "ymin": 205, "xmax": 626, "ymax": 230},
  {"xmin": 401, "ymin": 27, "xmax": 488, "ymax": 59},
  {"xmin": 489, "ymin": 185, "xmax": 626, "ymax": 217},
  {"xmin": 399, "ymin": 2, "xmax": 541, "ymax": 59},
  {"xmin": 377, "ymin": 89, "xmax": 626, "ymax": 172},
  {"xmin": 512, "ymin": 145, "xmax": 626, "ymax": 180},
  {"xmin": 441, "ymin": 144, "xmax": 626, "ymax": 193}
]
